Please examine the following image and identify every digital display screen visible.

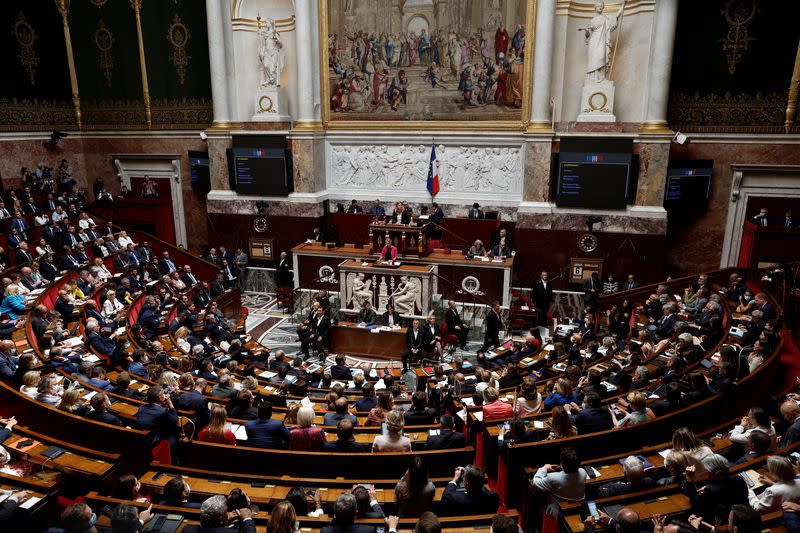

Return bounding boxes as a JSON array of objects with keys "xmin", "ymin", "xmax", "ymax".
[
  {"xmin": 556, "ymin": 152, "xmax": 631, "ymax": 209},
  {"xmin": 664, "ymin": 167, "xmax": 712, "ymax": 205},
  {"xmin": 230, "ymin": 147, "xmax": 291, "ymax": 196}
]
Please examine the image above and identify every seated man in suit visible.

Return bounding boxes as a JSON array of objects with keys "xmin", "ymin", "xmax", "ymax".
[
  {"xmin": 444, "ymin": 300, "xmax": 469, "ymax": 350},
  {"xmin": 568, "ymin": 393, "xmax": 613, "ymax": 434},
  {"xmin": 137, "ymin": 302, "xmax": 160, "ymax": 339},
  {"xmin": 426, "ymin": 414, "xmax": 466, "ymax": 450},
  {"xmin": 324, "ymin": 397, "xmax": 359, "ymax": 427},
  {"xmin": 205, "ymin": 314, "xmax": 231, "ymax": 344},
  {"xmin": 158, "ymin": 251, "xmax": 178, "ymax": 275},
  {"xmin": 654, "ymin": 304, "xmax": 677, "ymax": 341},
  {"xmin": 532, "ymin": 447, "xmax": 587, "ymax": 506},
  {"xmin": 596, "ymin": 456, "xmax": 655, "ymax": 497},
  {"xmin": 330, "ymin": 354, "xmax": 352, "ymax": 381},
  {"xmin": 441, "ymin": 465, "xmax": 500, "ymax": 516},
  {"xmin": 404, "ymin": 391, "xmax": 435, "ymax": 426},
  {"xmin": 380, "ymin": 304, "xmax": 402, "ymax": 327},
  {"xmin": 174, "ymin": 376, "xmax": 210, "ymax": 430},
  {"xmin": 84, "ymin": 392, "xmax": 123, "ymax": 426},
  {"xmin": 490, "ymin": 238, "xmax": 512, "ymax": 259},
  {"xmin": 324, "ymin": 418, "xmax": 367, "ymax": 453},
  {"xmin": 87, "ymin": 366, "xmax": 115, "ymax": 391},
  {"xmin": 467, "ymin": 202, "xmax": 484, "ymax": 219},
  {"xmin": 357, "ymin": 301, "xmax": 377, "ymax": 326},
  {"xmin": 321, "ymin": 492, "xmax": 385, "ymax": 533},
  {"xmin": 136, "ymin": 385, "xmax": 178, "ymax": 449},
  {"xmin": 244, "ymin": 401, "xmax": 290, "ymax": 449},
  {"xmin": 86, "ymin": 319, "xmax": 115, "ymax": 356}
]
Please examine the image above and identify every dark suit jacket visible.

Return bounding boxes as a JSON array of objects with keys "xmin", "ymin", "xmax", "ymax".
[
  {"xmin": 406, "ymin": 327, "xmax": 424, "ymax": 352},
  {"xmin": 175, "ymin": 390, "xmax": 210, "ymax": 429},
  {"xmin": 136, "ymin": 403, "xmax": 178, "ymax": 439},
  {"xmin": 323, "ymin": 439, "xmax": 368, "ymax": 453},
  {"xmin": 782, "ymin": 418, "xmax": 800, "ymax": 448},
  {"xmin": 357, "ymin": 308, "xmax": 377, "ymax": 325},
  {"xmin": 87, "ymin": 331, "xmax": 115, "ymax": 355},
  {"xmin": 39, "ymin": 260, "xmax": 59, "ymax": 281},
  {"xmin": 572, "ymin": 407, "xmax": 614, "ymax": 434},
  {"xmin": 485, "ymin": 309, "xmax": 501, "ymax": 337},
  {"xmin": 182, "ymin": 520, "xmax": 256, "ymax": 533},
  {"xmin": 425, "ymin": 430, "xmax": 466, "ymax": 450},
  {"xmin": 245, "ymin": 418, "xmax": 290, "ymax": 449},
  {"xmin": 158, "ymin": 257, "xmax": 177, "ymax": 275},
  {"xmin": 330, "ymin": 364, "xmax": 352, "ymax": 381},
  {"xmin": 445, "ymin": 308, "xmax": 464, "ymax": 331},
  {"xmin": 404, "ymin": 408, "xmax": 435, "ymax": 426},
  {"xmin": 533, "ymin": 280, "xmax": 554, "ymax": 311},
  {"xmin": 320, "ymin": 522, "xmax": 376, "ymax": 533},
  {"xmin": 85, "ymin": 409, "xmax": 123, "ymax": 427},
  {"xmin": 315, "ymin": 315, "xmax": 331, "ymax": 342},
  {"xmin": 440, "ymin": 483, "xmax": 500, "ymax": 516},
  {"xmin": 379, "ymin": 311, "xmax": 403, "ymax": 327}
]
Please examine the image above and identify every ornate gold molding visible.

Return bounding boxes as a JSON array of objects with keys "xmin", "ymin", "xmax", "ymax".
[
  {"xmin": 720, "ymin": 0, "xmax": 758, "ymax": 76},
  {"xmin": 166, "ymin": 14, "xmax": 191, "ymax": 85},
  {"xmin": 81, "ymin": 100, "xmax": 147, "ymax": 129},
  {"xmin": 668, "ymin": 91, "xmax": 792, "ymax": 134},
  {"xmin": 0, "ymin": 98, "xmax": 75, "ymax": 131},
  {"xmin": 786, "ymin": 37, "xmax": 800, "ymax": 133},
  {"xmin": 93, "ymin": 20, "xmax": 114, "ymax": 88},
  {"xmin": 130, "ymin": 0, "xmax": 151, "ymax": 128},
  {"xmin": 151, "ymin": 97, "xmax": 213, "ymax": 129},
  {"xmin": 13, "ymin": 12, "xmax": 38, "ymax": 86},
  {"xmin": 525, "ymin": 120, "xmax": 555, "ymax": 134},
  {"xmin": 54, "ymin": 0, "xmax": 81, "ymax": 129},
  {"xmin": 292, "ymin": 120, "xmax": 324, "ymax": 132},
  {"xmin": 639, "ymin": 121, "xmax": 673, "ymax": 134}
]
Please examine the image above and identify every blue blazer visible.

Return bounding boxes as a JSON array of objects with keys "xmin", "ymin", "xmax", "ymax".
[{"xmin": 244, "ymin": 418, "xmax": 290, "ymax": 449}]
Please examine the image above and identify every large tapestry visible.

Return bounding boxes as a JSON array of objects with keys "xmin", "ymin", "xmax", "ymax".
[{"xmin": 322, "ymin": 0, "xmax": 532, "ymax": 127}]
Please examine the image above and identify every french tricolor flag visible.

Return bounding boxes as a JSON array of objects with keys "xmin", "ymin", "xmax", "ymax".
[{"xmin": 427, "ymin": 144, "xmax": 440, "ymax": 197}]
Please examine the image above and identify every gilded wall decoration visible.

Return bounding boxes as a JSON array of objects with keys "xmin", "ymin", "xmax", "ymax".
[
  {"xmin": 93, "ymin": 20, "xmax": 114, "ymax": 87},
  {"xmin": 81, "ymin": 100, "xmax": 147, "ymax": 130},
  {"xmin": 166, "ymin": 13, "xmax": 191, "ymax": 85},
  {"xmin": 0, "ymin": 98, "xmax": 75, "ymax": 131},
  {"xmin": 719, "ymin": 0, "xmax": 758, "ymax": 75},
  {"xmin": 89, "ymin": 0, "xmax": 108, "ymax": 7},
  {"xmin": 668, "ymin": 91, "xmax": 791, "ymax": 133},
  {"xmin": 13, "ymin": 12, "xmax": 38, "ymax": 86},
  {"xmin": 151, "ymin": 97, "xmax": 213, "ymax": 129}
]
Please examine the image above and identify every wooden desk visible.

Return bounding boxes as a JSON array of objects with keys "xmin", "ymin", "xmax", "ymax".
[
  {"xmin": 369, "ymin": 221, "xmax": 427, "ymax": 256},
  {"xmin": 330, "ymin": 322, "xmax": 407, "ymax": 360}
]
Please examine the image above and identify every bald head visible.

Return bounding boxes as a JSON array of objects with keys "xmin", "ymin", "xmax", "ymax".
[
  {"xmin": 781, "ymin": 400, "xmax": 800, "ymax": 422},
  {"xmin": 614, "ymin": 508, "xmax": 641, "ymax": 533}
]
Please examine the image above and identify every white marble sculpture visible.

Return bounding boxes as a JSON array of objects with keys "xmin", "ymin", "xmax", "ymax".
[
  {"xmin": 391, "ymin": 276, "xmax": 420, "ymax": 315},
  {"xmin": 351, "ymin": 272, "xmax": 373, "ymax": 309},
  {"xmin": 576, "ymin": 0, "xmax": 627, "ymax": 122},
  {"xmin": 329, "ymin": 144, "xmax": 522, "ymax": 195},
  {"xmin": 257, "ymin": 17, "xmax": 283, "ymax": 88}
]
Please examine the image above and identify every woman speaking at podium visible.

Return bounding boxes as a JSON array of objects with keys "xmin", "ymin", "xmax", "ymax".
[{"xmin": 380, "ymin": 240, "xmax": 398, "ymax": 262}]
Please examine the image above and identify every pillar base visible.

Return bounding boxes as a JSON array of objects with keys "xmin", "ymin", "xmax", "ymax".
[
  {"xmin": 526, "ymin": 120, "xmax": 555, "ymax": 134},
  {"xmin": 292, "ymin": 120, "xmax": 324, "ymax": 131},
  {"xmin": 576, "ymin": 80, "xmax": 616, "ymax": 123},
  {"xmin": 639, "ymin": 121, "xmax": 673, "ymax": 134}
]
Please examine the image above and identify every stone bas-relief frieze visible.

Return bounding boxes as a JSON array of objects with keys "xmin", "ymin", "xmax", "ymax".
[{"xmin": 329, "ymin": 144, "xmax": 522, "ymax": 194}]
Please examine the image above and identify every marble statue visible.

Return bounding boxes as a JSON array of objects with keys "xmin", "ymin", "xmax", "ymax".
[
  {"xmin": 257, "ymin": 17, "xmax": 284, "ymax": 87},
  {"xmin": 351, "ymin": 272, "xmax": 373, "ymax": 309},
  {"xmin": 329, "ymin": 144, "xmax": 521, "ymax": 194},
  {"xmin": 391, "ymin": 276, "xmax": 419, "ymax": 315},
  {"xmin": 581, "ymin": 0, "xmax": 627, "ymax": 83}
]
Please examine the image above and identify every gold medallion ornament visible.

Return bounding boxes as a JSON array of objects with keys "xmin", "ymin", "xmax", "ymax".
[
  {"xmin": 578, "ymin": 233, "xmax": 599, "ymax": 253},
  {"xmin": 166, "ymin": 14, "xmax": 191, "ymax": 85},
  {"xmin": 13, "ymin": 12, "xmax": 38, "ymax": 86},
  {"xmin": 258, "ymin": 95, "xmax": 274, "ymax": 113},
  {"xmin": 253, "ymin": 218, "xmax": 268, "ymax": 233},
  {"xmin": 93, "ymin": 20, "xmax": 114, "ymax": 87}
]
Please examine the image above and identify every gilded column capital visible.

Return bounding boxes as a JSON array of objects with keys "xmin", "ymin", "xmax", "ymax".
[
  {"xmin": 54, "ymin": 0, "xmax": 71, "ymax": 18},
  {"xmin": 130, "ymin": 0, "xmax": 143, "ymax": 13}
]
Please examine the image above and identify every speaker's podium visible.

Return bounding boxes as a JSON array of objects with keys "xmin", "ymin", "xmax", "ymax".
[{"xmin": 368, "ymin": 221, "xmax": 429, "ymax": 257}]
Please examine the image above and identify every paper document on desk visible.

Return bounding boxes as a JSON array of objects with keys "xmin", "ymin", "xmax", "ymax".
[
  {"xmin": 533, "ymin": 420, "xmax": 546, "ymax": 429},
  {"xmin": 258, "ymin": 370, "xmax": 277, "ymax": 379},
  {"xmin": 229, "ymin": 424, "xmax": 248, "ymax": 441},
  {"xmin": 82, "ymin": 354, "xmax": 101, "ymax": 363},
  {"xmin": 63, "ymin": 337, "xmax": 84, "ymax": 348},
  {"xmin": 20, "ymin": 496, "xmax": 41, "ymax": 509}
]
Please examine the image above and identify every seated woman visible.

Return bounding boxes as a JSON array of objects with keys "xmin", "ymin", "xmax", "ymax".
[
  {"xmin": 102, "ymin": 289, "xmax": 124, "ymax": 318},
  {"xmin": 198, "ymin": 405, "xmax": 237, "ymax": 445},
  {"xmin": 0, "ymin": 285, "xmax": 27, "ymax": 319},
  {"xmin": 394, "ymin": 456, "xmax": 435, "ymax": 517},
  {"xmin": 613, "ymin": 391, "xmax": 655, "ymax": 428},
  {"xmin": 543, "ymin": 378, "xmax": 578, "ymax": 409},
  {"xmin": 35, "ymin": 374, "xmax": 63, "ymax": 406},
  {"xmin": 289, "ymin": 406, "xmax": 326, "ymax": 451},
  {"xmin": 514, "ymin": 377, "xmax": 543, "ymax": 416},
  {"xmin": 19, "ymin": 371, "xmax": 41, "ymax": 399},
  {"xmin": 372, "ymin": 410, "xmax": 411, "ymax": 453},
  {"xmin": 366, "ymin": 392, "xmax": 394, "ymax": 426},
  {"xmin": 174, "ymin": 326, "xmax": 192, "ymax": 353},
  {"xmin": 57, "ymin": 389, "xmax": 91, "ymax": 417},
  {"xmin": 748, "ymin": 456, "xmax": 800, "ymax": 512},
  {"xmin": 546, "ymin": 405, "xmax": 577, "ymax": 440}
]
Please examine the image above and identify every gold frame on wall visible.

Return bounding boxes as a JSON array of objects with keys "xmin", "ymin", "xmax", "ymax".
[{"xmin": 317, "ymin": 0, "xmax": 537, "ymax": 131}]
